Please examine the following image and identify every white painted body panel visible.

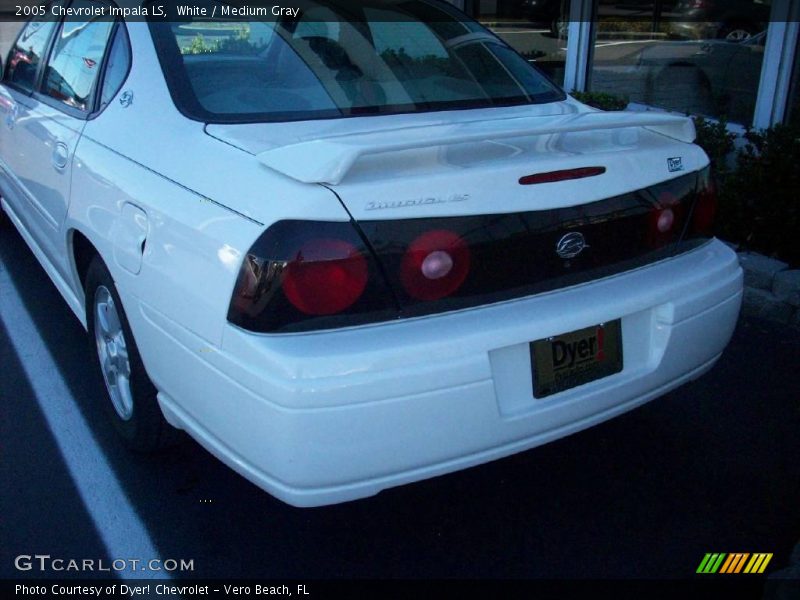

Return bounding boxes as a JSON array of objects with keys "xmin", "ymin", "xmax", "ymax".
[
  {"xmin": 0, "ymin": 19, "xmax": 742, "ymax": 506},
  {"xmin": 0, "ymin": 88, "xmax": 84, "ymax": 282},
  {"xmin": 133, "ymin": 238, "xmax": 741, "ymax": 506},
  {"xmin": 80, "ymin": 23, "xmax": 349, "ymax": 226}
]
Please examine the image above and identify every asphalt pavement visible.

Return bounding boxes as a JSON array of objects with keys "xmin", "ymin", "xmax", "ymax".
[{"xmin": 1, "ymin": 219, "xmax": 799, "ymax": 584}]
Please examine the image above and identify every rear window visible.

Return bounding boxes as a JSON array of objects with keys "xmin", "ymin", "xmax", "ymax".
[{"xmin": 148, "ymin": 0, "xmax": 565, "ymax": 123}]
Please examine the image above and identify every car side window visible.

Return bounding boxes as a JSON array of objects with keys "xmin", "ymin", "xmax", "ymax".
[
  {"xmin": 98, "ymin": 24, "xmax": 131, "ymax": 111},
  {"xmin": 4, "ymin": 14, "xmax": 62, "ymax": 92},
  {"xmin": 42, "ymin": 0, "xmax": 114, "ymax": 112}
]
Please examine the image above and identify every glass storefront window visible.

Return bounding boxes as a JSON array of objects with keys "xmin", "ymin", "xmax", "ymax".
[
  {"xmin": 463, "ymin": 0, "xmax": 572, "ymax": 84},
  {"xmin": 787, "ymin": 34, "xmax": 800, "ymax": 126},
  {"xmin": 589, "ymin": 0, "xmax": 771, "ymax": 125}
]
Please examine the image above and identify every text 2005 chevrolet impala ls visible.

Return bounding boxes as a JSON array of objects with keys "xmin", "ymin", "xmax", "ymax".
[{"xmin": 0, "ymin": 0, "xmax": 742, "ymax": 506}]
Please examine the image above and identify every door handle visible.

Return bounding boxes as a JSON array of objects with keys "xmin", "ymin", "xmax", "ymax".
[{"xmin": 52, "ymin": 142, "xmax": 69, "ymax": 170}]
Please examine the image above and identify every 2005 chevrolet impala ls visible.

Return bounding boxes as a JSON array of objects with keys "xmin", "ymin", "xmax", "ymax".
[{"xmin": 0, "ymin": 0, "xmax": 742, "ymax": 506}]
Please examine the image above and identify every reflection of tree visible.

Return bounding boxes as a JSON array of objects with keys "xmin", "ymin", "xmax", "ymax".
[
  {"xmin": 183, "ymin": 25, "xmax": 264, "ymax": 55},
  {"xmin": 380, "ymin": 47, "xmax": 460, "ymax": 78},
  {"xmin": 596, "ymin": 20, "xmax": 674, "ymax": 39},
  {"xmin": 184, "ymin": 33, "xmax": 214, "ymax": 54}
]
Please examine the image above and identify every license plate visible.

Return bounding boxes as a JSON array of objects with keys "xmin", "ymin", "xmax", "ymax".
[{"xmin": 531, "ymin": 320, "xmax": 623, "ymax": 398}]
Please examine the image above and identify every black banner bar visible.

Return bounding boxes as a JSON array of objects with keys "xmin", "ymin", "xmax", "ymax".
[{"xmin": 4, "ymin": 578, "xmax": 799, "ymax": 600}]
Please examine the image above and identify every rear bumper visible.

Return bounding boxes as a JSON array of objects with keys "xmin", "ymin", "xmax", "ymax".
[{"xmin": 130, "ymin": 239, "xmax": 742, "ymax": 506}]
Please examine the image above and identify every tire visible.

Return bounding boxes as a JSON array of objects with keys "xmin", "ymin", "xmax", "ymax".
[
  {"xmin": 85, "ymin": 255, "xmax": 179, "ymax": 452},
  {"xmin": 719, "ymin": 23, "xmax": 755, "ymax": 42}
]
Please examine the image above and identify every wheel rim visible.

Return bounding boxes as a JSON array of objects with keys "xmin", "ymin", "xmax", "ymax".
[
  {"xmin": 94, "ymin": 286, "xmax": 134, "ymax": 421},
  {"xmin": 725, "ymin": 29, "xmax": 751, "ymax": 42}
]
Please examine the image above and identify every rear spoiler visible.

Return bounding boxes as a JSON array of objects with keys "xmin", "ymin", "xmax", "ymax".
[{"xmin": 257, "ymin": 111, "xmax": 696, "ymax": 185}]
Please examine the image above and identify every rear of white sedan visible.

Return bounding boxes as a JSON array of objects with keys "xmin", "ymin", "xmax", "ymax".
[{"xmin": 0, "ymin": 0, "xmax": 742, "ymax": 507}]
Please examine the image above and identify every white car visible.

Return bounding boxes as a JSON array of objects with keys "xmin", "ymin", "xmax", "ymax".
[{"xmin": 0, "ymin": 0, "xmax": 742, "ymax": 507}]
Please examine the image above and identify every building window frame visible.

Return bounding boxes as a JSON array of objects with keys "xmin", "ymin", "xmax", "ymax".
[
  {"xmin": 562, "ymin": 0, "xmax": 593, "ymax": 93},
  {"xmin": 753, "ymin": 2, "xmax": 800, "ymax": 128},
  {"xmin": 558, "ymin": 0, "xmax": 800, "ymax": 130}
]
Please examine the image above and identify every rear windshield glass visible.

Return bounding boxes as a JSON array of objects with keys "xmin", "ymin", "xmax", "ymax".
[{"xmin": 147, "ymin": 0, "xmax": 565, "ymax": 123}]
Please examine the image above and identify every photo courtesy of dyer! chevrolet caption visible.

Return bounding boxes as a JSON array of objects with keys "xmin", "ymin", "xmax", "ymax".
[{"xmin": 0, "ymin": 0, "xmax": 742, "ymax": 506}]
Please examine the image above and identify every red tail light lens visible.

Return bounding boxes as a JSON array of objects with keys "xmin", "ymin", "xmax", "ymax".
[
  {"xmin": 692, "ymin": 173, "xmax": 717, "ymax": 236},
  {"xmin": 228, "ymin": 221, "xmax": 396, "ymax": 333},
  {"xmin": 283, "ymin": 238, "xmax": 368, "ymax": 315},
  {"xmin": 400, "ymin": 230, "xmax": 470, "ymax": 301},
  {"xmin": 230, "ymin": 169, "xmax": 704, "ymax": 333}
]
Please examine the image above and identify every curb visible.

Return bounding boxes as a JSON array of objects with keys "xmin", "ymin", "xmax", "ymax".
[{"xmin": 732, "ymin": 245, "xmax": 800, "ymax": 329}]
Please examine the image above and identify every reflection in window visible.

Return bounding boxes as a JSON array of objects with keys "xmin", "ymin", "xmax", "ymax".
[
  {"xmin": 787, "ymin": 37, "xmax": 800, "ymax": 127},
  {"xmin": 152, "ymin": 0, "xmax": 564, "ymax": 121},
  {"xmin": 177, "ymin": 21, "xmax": 275, "ymax": 55},
  {"xmin": 465, "ymin": 0, "xmax": 571, "ymax": 84},
  {"xmin": 44, "ymin": 1, "xmax": 114, "ymax": 111},
  {"xmin": 5, "ymin": 16, "xmax": 61, "ymax": 91},
  {"xmin": 589, "ymin": 0, "xmax": 770, "ymax": 125},
  {"xmin": 99, "ymin": 25, "xmax": 131, "ymax": 111}
]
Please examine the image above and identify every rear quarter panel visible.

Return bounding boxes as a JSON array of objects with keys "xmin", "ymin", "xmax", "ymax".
[
  {"xmin": 68, "ymin": 132, "xmax": 263, "ymax": 346},
  {"xmin": 69, "ymin": 21, "xmax": 353, "ymax": 349}
]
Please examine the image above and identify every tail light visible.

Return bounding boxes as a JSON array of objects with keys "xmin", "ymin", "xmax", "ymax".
[
  {"xmin": 228, "ymin": 221, "xmax": 397, "ymax": 333},
  {"xmin": 228, "ymin": 221, "xmax": 474, "ymax": 332},
  {"xmin": 400, "ymin": 230, "xmax": 470, "ymax": 301},
  {"xmin": 282, "ymin": 238, "xmax": 368, "ymax": 315},
  {"xmin": 228, "ymin": 170, "xmax": 711, "ymax": 333},
  {"xmin": 646, "ymin": 189, "xmax": 687, "ymax": 249},
  {"xmin": 691, "ymin": 167, "xmax": 717, "ymax": 236}
]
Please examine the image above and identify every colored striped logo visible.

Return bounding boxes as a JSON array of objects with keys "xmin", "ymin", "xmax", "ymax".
[{"xmin": 696, "ymin": 553, "xmax": 773, "ymax": 574}]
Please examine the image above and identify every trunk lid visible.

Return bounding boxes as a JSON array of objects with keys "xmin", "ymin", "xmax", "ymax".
[
  {"xmin": 205, "ymin": 102, "xmax": 707, "ymax": 221},
  {"xmin": 215, "ymin": 103, "xmax": 715, "ymax": 333}
]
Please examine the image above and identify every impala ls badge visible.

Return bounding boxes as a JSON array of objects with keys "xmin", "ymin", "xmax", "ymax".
[{"xmin": 556, "ymin": 232, "xmax": 589, "ymax": 259}]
